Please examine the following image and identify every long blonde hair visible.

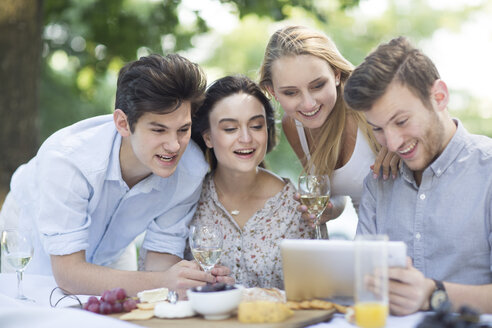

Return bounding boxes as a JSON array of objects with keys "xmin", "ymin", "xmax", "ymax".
[{"xmin": 259, "ymin": 25, "xmax": 380, "ymax": 176}]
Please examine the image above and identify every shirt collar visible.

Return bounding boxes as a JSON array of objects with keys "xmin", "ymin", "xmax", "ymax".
[
  {"xmin": 106, "ymin": 133, "xmax": 123, "ymax": 182},
  {"xmin": 428, "ymin": 118, "xmax": 466, "ymax": 178},
  {"xmin": 105, "ymin": 133, "xmax": 166, "ymax": 193}
]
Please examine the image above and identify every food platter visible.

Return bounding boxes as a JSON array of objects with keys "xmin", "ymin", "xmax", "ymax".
[{"xmin": 110, "ymin": 308, "xmax": 335, "ymax": 328}]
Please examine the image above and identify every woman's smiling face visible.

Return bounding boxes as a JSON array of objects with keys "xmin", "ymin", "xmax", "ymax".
[
  {"xmin": 202, "ymin": 92, "xmax": 268, "ymax": 173},
  {"xmin": 271, "ymin": 54, "xmax": 340, "ymax": 129}
]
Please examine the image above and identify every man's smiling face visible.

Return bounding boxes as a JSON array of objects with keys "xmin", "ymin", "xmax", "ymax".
[
  {"xmin": 116, "ymin": 102, "xmax": 192, "ymax": 186},
  {"xmin": 365, "ymin": 81, "xmax": 446, "ymax": 174}
]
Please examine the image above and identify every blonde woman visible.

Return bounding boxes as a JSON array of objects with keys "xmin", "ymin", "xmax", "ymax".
[{"xmin": 259, "ymin": 25, "xmax": 397, "ymax": 230}]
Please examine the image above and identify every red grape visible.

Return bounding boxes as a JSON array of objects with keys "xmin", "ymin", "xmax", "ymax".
[
  {"xmin": 99, "ymin": 302, "xmax": 113, "ymax": 314},
  {"xmin": 100, "ymin": 290, "xmax": 111, "ymax": 302},
  {"xmin": 83, "ymin": 288, "xmax": 135, "ymax": 315},
  {"xmin": 114, "ymin": 288, "xmax": 127, "ymax": 301},
  {"xmin": 87, "ymin": 303, "xmax": 100, "ymax": 314},
  {"xmin": 123, "ymin": 298, "xmax": 137, "ymax": 312},
  {"xmin": 111, "ymin": 301, "xmax": 123, "ymax": 313},
  {"xmin": 87, "ymin": 296, "xmax": 100, "ymax": 305},
  {"xmin": 107, "ymin": 292, "xmax": 117, "ymax": 304}
]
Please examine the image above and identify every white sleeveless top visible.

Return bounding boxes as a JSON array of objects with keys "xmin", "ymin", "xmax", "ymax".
[{"xmin": 294, "ymin": 120, "xmax": 375, "ymax": 212}]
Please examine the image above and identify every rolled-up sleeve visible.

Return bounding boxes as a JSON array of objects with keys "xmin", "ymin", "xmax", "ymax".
[
  {"xmin": 142, "ymin": 180, "xmax": 203, "ymax": 258},
  {"xmin": 35, "ymin": 148, "xmax": 93, "ymax": 255},
  {"xmin": 488, "ymin": 184, "xmax": 492, "ymax": 271}
]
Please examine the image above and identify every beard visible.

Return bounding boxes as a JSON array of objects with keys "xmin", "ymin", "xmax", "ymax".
[{"xmin": 408, "ymin": 109, "xmax": 446, "ymax": 175}]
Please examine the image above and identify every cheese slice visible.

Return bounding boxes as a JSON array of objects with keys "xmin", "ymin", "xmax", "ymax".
[
  {"xmin": 137, "ymin": 287, "xmax": 169, "ymax": 303},
  {"xmin": 238, "ymin": 301, "xmax": 294, "ymax": 323}
]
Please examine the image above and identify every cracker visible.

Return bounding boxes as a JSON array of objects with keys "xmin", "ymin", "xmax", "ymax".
[
  {"xmin": 137, "ymin": 302, "xmax": 157, "ymax": 310},
  {"xmin": 285, "ymin": 301, "xmax": 301, "ymax": 310},
  {"xmin": 285, "ymin": 299, "xmax": 337, "ymax": 311},
  {"xmin": 309, "ymin": 299, "xmax": 334, "ymax": 310},
  {"xmin": 333, "ymin": 303, "xmax": 349, "ymax": 314},
  {"xmin": 120, "ymin": 309, "xmax": 154, "ymax": 321},
  {"xmin": 299, "ymin": 300, "xmax": 312, "ymax": 309}
]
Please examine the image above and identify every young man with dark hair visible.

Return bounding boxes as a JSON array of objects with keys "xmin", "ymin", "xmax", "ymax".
[
  {"xmin": 344, "ymin": 37, "xmax": 492, "ymax": 315},
  {"xmin": 0, "ymin": 54, "xmax": 233, "ymax": 298}
]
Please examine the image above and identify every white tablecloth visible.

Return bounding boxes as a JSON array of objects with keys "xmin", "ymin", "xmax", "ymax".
[
  {"xmin": 1, "ymin": 273, "xmax": 491, "ymax": 327},
  {"xmin": 0, "ymin": 273, "xmax": 139, "ymax": 328}
]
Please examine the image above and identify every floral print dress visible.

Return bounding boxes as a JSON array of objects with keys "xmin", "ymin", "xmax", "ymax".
[{"xmin": 186, "ymin": 174, "xmax": 315, "ymax": 289}]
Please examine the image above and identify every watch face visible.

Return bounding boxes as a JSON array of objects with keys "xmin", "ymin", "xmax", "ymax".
[{"xmin": 431, "ymin": 290, "xmax": 448, "ymax": 310}]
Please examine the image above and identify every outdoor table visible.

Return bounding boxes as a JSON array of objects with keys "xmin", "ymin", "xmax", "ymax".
[{"xmin": 1, "ymin": 273, "xmax": 491, "ymax": 327}]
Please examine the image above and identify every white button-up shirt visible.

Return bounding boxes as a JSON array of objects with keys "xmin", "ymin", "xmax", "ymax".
[{"xmin": 5, "ymin": 115, "xmax": 208, "ymax": 274}]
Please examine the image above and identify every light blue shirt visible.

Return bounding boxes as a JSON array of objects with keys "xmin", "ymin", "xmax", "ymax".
[
  {"xmin": 358, "ymin": 119, "xmax": 492, "ymax": 285},
  {"xmin": 7, "ymin": 115, "xmax": 208, "ymax": 275}
]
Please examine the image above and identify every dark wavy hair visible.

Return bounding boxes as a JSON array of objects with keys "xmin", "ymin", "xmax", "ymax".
[
  {"xmin": 115, "ymin": 54, "xmax": 207, "ymax": 132},
  {"xmin": 192, "ymin": 75, "xmax": 276, "ymax": 170}
]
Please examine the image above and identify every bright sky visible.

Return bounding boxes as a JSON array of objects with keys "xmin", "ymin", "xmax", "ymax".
[
  {"xmin": 422, "ymin": 13, "xmax": 492, "ymax": 116},
  {"xmin": 177, "ymin": 0, "xmax": 492, "ymax": 238},
  {"xmin": 179, "ymin": 0, "xmax": 492, "ymax": 118}
]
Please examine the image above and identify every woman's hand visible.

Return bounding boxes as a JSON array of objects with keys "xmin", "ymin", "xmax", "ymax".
[
  {"xmin": 372, "ymin": 146, "xmax": 400, "ymax": 180},
  {"xmin": 293, "ymin": 192, "xmax": 342, "ymax": 227},
  {"xmin": 211, "ymin": 264, "xmax": 235, "ymax": 285}
]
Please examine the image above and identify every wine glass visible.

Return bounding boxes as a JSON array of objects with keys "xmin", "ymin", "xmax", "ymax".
[
  {"xmin": 1, "ymin": 229, "xmax": 34, "ymax": 301},
  {"xmin": 298, "ymin": 174, "xmax": 331, "ymax": 240},
  {"xmin": 189, "ymin": 224, "xmax": 223, "ymax": 273}
]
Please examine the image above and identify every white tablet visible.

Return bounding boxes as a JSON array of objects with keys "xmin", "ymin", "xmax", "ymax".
[{"xmin": 280, "ymin": 239, "xmax": 407, "ymax": 304}]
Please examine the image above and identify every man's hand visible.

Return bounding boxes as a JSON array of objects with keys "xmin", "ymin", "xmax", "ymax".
[
  {"xmin": 371, "ymin": 146, "xmax": 400, "ymax": 180},
  {"xmin": 388, "ymin": 257, "xmax": 435, "ymax": 316},
  {"xmin": 164, "ymin": 260, "xmax": 217, "ymax": 299}
]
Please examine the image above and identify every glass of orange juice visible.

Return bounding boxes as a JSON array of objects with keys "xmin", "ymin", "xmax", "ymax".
[{"xmin": 354, "ymin": 235, "xmax": 389, "ymax": 328}]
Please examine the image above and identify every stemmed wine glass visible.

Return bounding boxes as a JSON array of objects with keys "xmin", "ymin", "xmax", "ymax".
[
  {"xmin": 189, "ymin": 224, "xmax": 223, "ymax": 273},
  {"xmin": 1, "ymin": 229, "xmax": 34, "ymax": 301},
  {"xmin": 298, "ymin": 174, "xmax": 331, "ymax": 240}
]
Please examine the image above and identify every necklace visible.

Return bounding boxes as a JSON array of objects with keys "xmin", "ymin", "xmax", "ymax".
[{"xmin": 213, "ymin": 178, "xmax": 240, "ymax": 216}]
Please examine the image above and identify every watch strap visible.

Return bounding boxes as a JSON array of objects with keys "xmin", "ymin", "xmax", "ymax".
[
  {"xmin": 429, "ymin": 279, "xmax": 449, "ymax": 311},
  {"xmin": 433, "ymin": 279, "xmax": 446, "ymax": 292}
]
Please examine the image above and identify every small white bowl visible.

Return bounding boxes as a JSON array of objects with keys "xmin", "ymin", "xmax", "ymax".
[{"xmin": 186, "ymin": 284, "xmax": 243, "ymax": 320}]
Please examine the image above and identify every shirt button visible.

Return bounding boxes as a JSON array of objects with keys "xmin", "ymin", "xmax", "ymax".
[
  {"xmin": 416, "ymin": 232, "xmax": 421, "ymax": 240},
  {"xmin": 420, "ymin": 194, "xmax": 426, "ymax": 200},
  {"xmin": 236, "ymin": 263, "xmax": 240, "ymax": 268},
  {"xmin": 437, "ymin": 169, "xmax": 442, "ymax": 175},
  {"xmin": 237, "ymin": 246, "xmax": 241, "ymax": 251}
]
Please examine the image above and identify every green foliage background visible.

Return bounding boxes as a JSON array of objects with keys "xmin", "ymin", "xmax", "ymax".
[{"xmin": 40, "ymin": 0, "xmax": 492, "ymax": 181}]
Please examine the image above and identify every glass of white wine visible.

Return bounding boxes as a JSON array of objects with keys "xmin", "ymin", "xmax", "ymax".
[
  {"xmin": 1, "ymin": 229, "xmax": 34, "ymax": 301},
  {"xmin": 189, "ymin": 224, "xmax": 223, "ymax": 273},
  {"xmin": 298, "ymin": 174, "xmax": 331, "ymax": 240}
]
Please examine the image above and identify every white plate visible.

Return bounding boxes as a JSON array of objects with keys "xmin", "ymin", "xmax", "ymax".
[{"xmin": 154, "ymin": 301, "xmax": 196, "ymax": 319}]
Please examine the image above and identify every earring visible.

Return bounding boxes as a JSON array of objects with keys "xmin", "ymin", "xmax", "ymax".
[{"xmin": 336, "ymin": 80, "xmax": 340, "ymax": 86}]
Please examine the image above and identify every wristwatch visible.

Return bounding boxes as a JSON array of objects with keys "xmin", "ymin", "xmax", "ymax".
[{"xmin": 429, "ymin": 279, "xmax": 449, "ymax": 311}]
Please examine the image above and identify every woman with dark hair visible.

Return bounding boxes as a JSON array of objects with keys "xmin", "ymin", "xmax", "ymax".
[
  {"xmin": 188, "ymin": 75, "xmax": 314, "ymax": 288},
  {"xmin": 0, "ymin": 54, "xmax": 233, "ymax": 298}
]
